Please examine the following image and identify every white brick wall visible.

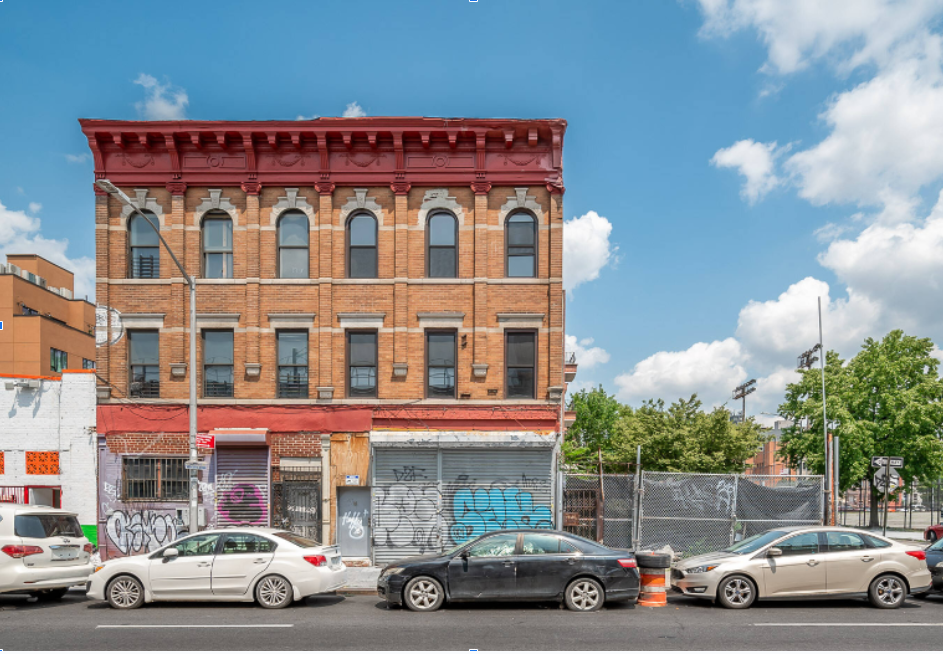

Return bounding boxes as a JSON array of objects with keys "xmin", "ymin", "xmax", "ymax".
[{"xmin": 0, "ymin": 372, "xmax": 97, "ymax": 528}]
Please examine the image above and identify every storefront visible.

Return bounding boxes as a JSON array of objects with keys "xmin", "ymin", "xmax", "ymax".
[{"xmin": 370, "ymin": 431, "xmax": 558, "ymax": 565}]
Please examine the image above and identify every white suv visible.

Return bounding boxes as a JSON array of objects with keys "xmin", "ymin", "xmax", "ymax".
[{"xmin": 0, "ymin": 504, "xmax": 94, "ymax": 600}]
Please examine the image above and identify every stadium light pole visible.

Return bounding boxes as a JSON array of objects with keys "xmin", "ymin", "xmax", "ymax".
[{"xmin": 95, "ymin": 179, "xmax": 199, "ymax": 536}]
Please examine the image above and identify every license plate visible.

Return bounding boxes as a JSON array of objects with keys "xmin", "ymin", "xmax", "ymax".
[{"xmin": 52, "ymin": 547, "xmax": 79, "ymax": 561}]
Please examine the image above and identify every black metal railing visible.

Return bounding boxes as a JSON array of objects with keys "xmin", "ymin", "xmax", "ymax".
[
  {"xmin": 278, "ymin": 369, "xmax": 309, "ymax": 398},
  {"xmin": 131, "ymin": 255, "xmax": 159, "ymax": 279},
  {"xmin": 566, "ymin": 351, "xmax": 577, "ymax": 365},
  {"xmin": 204, "ymin": 379, "xmax": 234, "ymax": 398},
  {"xmin": 130, "ymin": 380, "xmax": 160, "ymax": 399}
]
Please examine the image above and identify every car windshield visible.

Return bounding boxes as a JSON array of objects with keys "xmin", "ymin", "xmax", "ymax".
[
  {"xmin": 929, "ymin": 538, "xmax": 943, "ymax": 552},
  {"xmin": 721, "ymin": 530, "xmax": 788, "ymax": 554}
]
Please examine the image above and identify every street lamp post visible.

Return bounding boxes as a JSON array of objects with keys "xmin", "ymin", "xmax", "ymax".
[{"xmin": 96, "ymin": 179, "xmax": 200, "ymax": 536}]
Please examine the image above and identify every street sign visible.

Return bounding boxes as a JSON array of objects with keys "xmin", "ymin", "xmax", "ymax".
[
  {"xmin": 185, "ymin": 461, "xmax": 209, "ymax": 471},
  {"xmin": 871, "ymin": 456, "xmax": 904, "ymax": 468},
  {"xmin": 196, "ymin": 433, "xmax": 215, "ymax": 449},
  {"xmin": 873, "ymin": 467, "xmax": 902, "ymax": 493}
]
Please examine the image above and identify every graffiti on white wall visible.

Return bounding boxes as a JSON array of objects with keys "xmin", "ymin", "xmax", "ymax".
[{"xmin": 105, "ymin": 509, "xmax": 177, "ymax": 555}]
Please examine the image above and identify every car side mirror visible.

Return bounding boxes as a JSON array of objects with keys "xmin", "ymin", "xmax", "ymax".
[
  {"xmin": 460, "ymin": 551, "xmax": 469, "ymax": 560},
  {"xmin": 767, "ymin": 547, "xmax": 782, "ymax": 558},
  {"xmin": 163, "ymin": 547, "xmax": 179, "ymax": 559}
]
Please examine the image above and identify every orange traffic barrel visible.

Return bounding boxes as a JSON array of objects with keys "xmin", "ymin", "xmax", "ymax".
[{"xmin": 636, "ymin": 552, "xmax": 671, "ymax": 607}]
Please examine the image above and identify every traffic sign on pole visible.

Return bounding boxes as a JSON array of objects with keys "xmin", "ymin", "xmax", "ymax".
[
  {"xmin": 873, "ymin": 467, "xmax": 902, "ymax": 493},
  {"xmin": 871, "ymin": 456, "xmax": 904, "ymax": 469}
]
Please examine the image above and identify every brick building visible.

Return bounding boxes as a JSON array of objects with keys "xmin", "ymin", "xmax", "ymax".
[
  {"xmin": 0, "ymin": 371, "xmax": 98, "ymax": 541},
  {"xmin": 82, "ymin": 117, "xmax": 576, "ymax": 563},
  {"xmin": 0, "ymin": 254, "xmax": 95, "ymax": 376}
]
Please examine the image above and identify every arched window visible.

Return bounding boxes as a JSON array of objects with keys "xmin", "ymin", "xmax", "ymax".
[
  {"xmin": 506, "ymin": 212, "xmax": 537, "ymax": 278},
  {"xmin": 129, "ymin": 211, "xmax": 160, "ymax": 279},
  {"xmin": 427, "ymin": 211, "xmax": 458, "ymax": 278},
  {"xmin": 202, "ymin": 212, "xmax": 233, "ymax": 279},
  {"xmin": 347, "ymin": 212, "xmax": 377, "ymax": 278},
  {"xmin": 277, "ymin": 210, "xmax": 309, "ymax": 278}
]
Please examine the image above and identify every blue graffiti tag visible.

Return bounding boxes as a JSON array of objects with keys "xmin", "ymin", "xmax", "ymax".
[{"xmin": 449, "ymin": 487, "xmax": 553, "ymax": 544}]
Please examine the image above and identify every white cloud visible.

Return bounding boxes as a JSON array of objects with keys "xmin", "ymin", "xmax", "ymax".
[
  {"xmin": 933, "ymin": 347, "xmax": 943, "ymax": 365},
  {"xmin": 65, "ymin": 153, "xmax": 89, "ymax": 164},
  {"xmin": 697, "ymin": 0, "xmax": 943, "ymax": 75},
  {"xmin": 614, "ymin": 338, "xmax": 747, "ymax": 408},
  {"xmin": 296, "ymin": 114, "xmax": 319, "ymax": 121},
  {"xmin": 342, "ymin": 101, "xmax": 367, "ymax": 118},
  {"xmin": 28, "ymin": 202, "xmax": 41, "ymax": 215},
  {"xmin": 563, "ymin": 210, "xmax": 616, "ymax": 295},
  {"xmin": 134, "ymin": 74, "xmax": 188, "ymax": 120},
  {"xmin": 0, "ymin": 198, "xmax": 94, "ymax": 300},
  {"xmin": 786, "ymin": 59, "xmax": 943, "ymax": 209},
  {"xmin": 711, "ymin": 139, "xmax": 785, "ymax": 204},
  {"xmin": 735, "ymin": 277, "xmax": 882, "ymax": 368},
  {"xmin": 818, "ymin": 190, "xmax": 943, "ymax": 329},
  {"xmin": 565, "ymin": 334, "xmax": 611, "ymax": 370}
]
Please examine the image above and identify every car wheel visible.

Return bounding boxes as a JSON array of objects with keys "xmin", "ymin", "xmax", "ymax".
[
  {"xmin": 403, "ymin": 576, "xmax": 445, "ymax": 612},
  {"xmin": 869, "ymin": 574, "xmax": 906, "ymax": 609},
  {"xmin": 106, "ymin": 575, "xmax": 144, "ymax": 610},
  {"xmin": 929, "ymin": 531, "xmax": 939, "ymax": 543},
  {"xmin": 564, "ymin": 578, "xmax": 605, "ymax": 612},
  {"xmin": 718, "ymin": 575, "xmax": 756, "ymax": 609},
  {"xmin": 255, "ymin": 575, "xmax": 293, "ymax": 609},
  {"xmin": 31, "ymin": 587, "xmax": 69, "ymax": 602}
]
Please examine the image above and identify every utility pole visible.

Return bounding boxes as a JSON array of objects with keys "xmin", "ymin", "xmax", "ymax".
[
  {"xmin": 96, "ymin": 179, "xmax": 200, "ymax": 537},
  {"xmin": 732, "ymin": 379, "xmax": 757, "ymax": 423},
  {"xmin": 818, "ymin": 297, "xmax": 831, "ymax": 525}
]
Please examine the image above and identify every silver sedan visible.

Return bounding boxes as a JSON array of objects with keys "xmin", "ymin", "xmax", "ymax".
[{"xmin": 671, "ymin": 526, "xmax": 931, "ymax": 609}]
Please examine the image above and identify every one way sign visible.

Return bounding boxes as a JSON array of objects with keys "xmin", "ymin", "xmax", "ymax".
[{"xmin": 872, "ymin": 456, "xmax": 904, "ymax": 468}]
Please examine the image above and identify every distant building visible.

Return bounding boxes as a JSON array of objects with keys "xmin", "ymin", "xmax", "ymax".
[
  {"xmin": 0, "ymin": 254, "xmax": 95, "ymax": 376},
  {"xmin": 746, "ymin": 419, "xmax": 800, "ymax": 476},
  {"xmin": 0, "ymin": 371, "xmax": 98, "ymax": 542}
]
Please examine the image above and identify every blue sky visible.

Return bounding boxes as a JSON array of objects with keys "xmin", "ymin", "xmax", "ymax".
[{"xmin": 3, "ymin": 0, "xmax": 943, "ymax": 420}]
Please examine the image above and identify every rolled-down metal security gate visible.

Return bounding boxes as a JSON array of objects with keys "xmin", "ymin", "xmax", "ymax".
[
  {"xmin": 372, "ymin": 448, "xmax": 554, "ymax": 565},
  {"xmin": 216, "ymin": 448, "xmax": 270, "ymax": 527}
]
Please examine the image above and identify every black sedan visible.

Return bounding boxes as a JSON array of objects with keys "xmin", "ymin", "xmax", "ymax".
[
  {"xmin": 377, "ymin": 529, "xmax": 639, "ymax": 612},
  {"xmin": 917, "ymin": 537, "xmax": 943, "ymax": 597}
]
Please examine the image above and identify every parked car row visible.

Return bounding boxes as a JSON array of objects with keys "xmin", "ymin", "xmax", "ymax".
[{"xmin": 3, "ymin": 504, "xmax": 941, "ymax": 613}]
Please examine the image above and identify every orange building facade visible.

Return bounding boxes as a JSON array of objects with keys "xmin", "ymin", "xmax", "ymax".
[{"xmin": 0, "ymin": 254, "xmax": 95, "ymax": 376}]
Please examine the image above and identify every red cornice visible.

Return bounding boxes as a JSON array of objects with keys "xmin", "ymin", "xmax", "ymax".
[{"xmin": 78, "ymin": 117, "xmax": 566, "ymax": 190}]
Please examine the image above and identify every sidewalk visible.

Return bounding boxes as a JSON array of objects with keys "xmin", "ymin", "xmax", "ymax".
[
  {"xmin": 341, "ymin": 566, "xmax": 381, "ymax": 593},
  {"xmin": 857, "ymin": 526, "xmax": 928, "ymax": 544}
]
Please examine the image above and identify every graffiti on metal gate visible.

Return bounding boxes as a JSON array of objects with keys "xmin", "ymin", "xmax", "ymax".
[
  {"xmin": 217, "ymin": 483, "xmax": 268, "ymax": 526},
  {"xmin": 448, "ymin": 487, "xmax": 553, "ymax": 544},
  {"xmin": 374, "ymin": 484, "xmax": 440, "ymax": 552},
  {"xmin": 105, "ymin": 509, "xmax": 177, "ymax": 555}
]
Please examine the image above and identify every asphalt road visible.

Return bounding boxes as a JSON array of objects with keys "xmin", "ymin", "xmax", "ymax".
[{"xmin": 2, "ymin": 590, "xmax": 943, "ymax": 650}]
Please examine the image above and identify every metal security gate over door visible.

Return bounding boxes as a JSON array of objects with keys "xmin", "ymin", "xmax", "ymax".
[
  {"xmin": 441, "ymin": 449, "xmax": 554, "ymax": 548},
  {"xmin": 371, "ymin": 447, "xmax": 554, "ymax": 565},
  {"xmin": 216, "ymin": 448, "xmax": 270, "ymax": 527},
  {"xmin": 373, "ymin": 450, "xmax": 440, "ymax": 565},
  {"xmin": 276, "ymin": 468, "xmax": 321, "ymax": 541},
  {"xmin": 337, "ymin": 487, "xmax": 370, "ymax": 557}
]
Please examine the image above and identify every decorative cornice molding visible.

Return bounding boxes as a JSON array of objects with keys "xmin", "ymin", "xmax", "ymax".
[
  {"xmin": 269, "ymin": 188, "xmax": 316, "ymax": 226},
  {"xmin": 339, "ymin": 188, "xmax": 385, "ymax": 227},
  {"xmin": 165, "ymin": 181, "xmax": 187, "ymax": 196},
  {"xmin": 417, "ymin": 189, "xmax": 465, "ymax": 227},
  {"xmin": 121, "ymin": 188, "xmax": 165, "ymax": 226},
  {"xmin": 194, "ymin": 189, "xmax": 239, "ymax": 225},
  {"xmin": 241, "ymin": 181, "xmax": 262, "ymax": 195},
  {"xmin": 390, "ymin": 181, "xmax": 411, "ymax": 196},
  {"xmin": 470, "ymin": 181, "xmax": 492, "ymax": 196},
  {"xmin": 315, "ymin": 181, "xmax": 335, "ymax": 196},
  {"xmin": 498, "ymin": 187, "xmax": 545, "ymax": 225}
]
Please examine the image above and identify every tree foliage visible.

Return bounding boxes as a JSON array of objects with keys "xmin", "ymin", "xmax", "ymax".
[
  {"xmin": 564, "ymin": 389, "xmax": 767, "ymax": 474},
  {"xmin": 778, "ymin": 330, "xmax": 943, "ymax": 525}
]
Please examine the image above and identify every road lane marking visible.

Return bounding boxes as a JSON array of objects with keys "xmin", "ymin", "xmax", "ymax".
[
  {"xmin": 755, "ymin": 623, "xmax": 943, "ymax": 627},
  {"xmin": 96, "ymin": 624, "xmax": 293, "ymax": 629}
]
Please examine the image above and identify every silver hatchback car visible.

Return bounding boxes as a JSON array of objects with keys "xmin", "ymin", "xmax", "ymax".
[{"xmin": 672, "ymin": 526, "xmax": 932, "ymax": 609}]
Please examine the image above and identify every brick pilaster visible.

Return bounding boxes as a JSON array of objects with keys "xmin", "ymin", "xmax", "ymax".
[
  {"xmin": 245, "ymin": 190, "xmax": 261, "ymax": 368},
  {"xmin": 393, "ymin": 191, "xmax": 409, "ymax": 368},
  {"xmin": 316, "ymin": 185, "xmax": 334, "ymax": 392},
  {"xmin": 473, "ymin": 188, "xmax": 490, "ymax": 381}
]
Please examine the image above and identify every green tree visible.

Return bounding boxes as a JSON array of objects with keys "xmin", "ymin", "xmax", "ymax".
[
  {"xmin": 608, "ymin": 395, "xmax": 767, "ymax": 473},
  {"xmin": 779, "ymin": 330, "xmax": 943, "ymax": 527},
  {"xmin": 563, "ymin": 385, "xmax": 622, "ymax": 469}
]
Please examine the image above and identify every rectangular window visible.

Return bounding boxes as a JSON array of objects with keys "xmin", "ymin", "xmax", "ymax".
[
  {"xmin": 82, "ymin": 358, "xmax": 96, "ymax": 370},
  {"xmin": 129, "ymin": 330, "xmax": 160, "ymax": 398},
  {"xmin": 203, "ymin": 330, "xmax": 234, "ymax": 398},
  {"xmin": 426, "ymin": 331, "xmax": 456, "ymax": 399},
  {"xmin": 347, "ymin": 331, "xmax": 378, "ymax": 398},
  {"xmin": 50, "ymin": 348, "xmax": 67, "ymax": 373},
  {"xmin": 130, "ymin": 247, "xmax": 160, "ymax": 279},
  {"xmin": 121, "ymin": 457, "xmax": 188, "ymax": 501},
  {"xmin": 202, "ymin": 217, "xmax": 234, "ymax": 279},
  {"xmin": 506, "ymin": 331, "xmax": 536, "ymax": 399},
  {"xmin": 277, "ymin": 331, "xmax": 308, "ymax": 398}
]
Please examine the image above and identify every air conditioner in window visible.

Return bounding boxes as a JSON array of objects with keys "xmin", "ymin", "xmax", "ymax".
[
  {"xmin": 7, "ymin": 264, "xmax": 20, "ymax": 276},
  {"xmin": 37, "ymin": 277, "xmax": 47, "ymax": 289},
  {"xmin": 60, "ymin": 288, "xmax": 72, "ymax": 300}
]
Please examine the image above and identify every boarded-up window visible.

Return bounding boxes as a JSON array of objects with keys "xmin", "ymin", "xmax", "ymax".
[{"xmin": 26, "ymin": 452, "xmax": 60, "ymax": 475}]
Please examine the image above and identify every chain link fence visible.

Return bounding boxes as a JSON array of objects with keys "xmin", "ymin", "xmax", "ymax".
[
  {"xmin": 564, "ymin": 471, "xmax": 824, "ymax": 557},
  {"xmin": 839, "ymin": 478, "xmax": 943, "ymax": 532},
  {"xmin": 562, "ymin": 474, "xmax": 636, "ymax": 550}
]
